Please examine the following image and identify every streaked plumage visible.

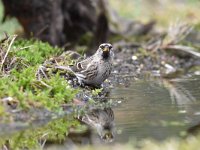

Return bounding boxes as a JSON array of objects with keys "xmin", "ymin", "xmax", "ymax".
[
  {"xmin": 80, "ymin": 107, "xmax": 115, "ymax": 142},
  {"xmin": 71, "ymin": 43, "xmax": 114, "ymax": 87}
]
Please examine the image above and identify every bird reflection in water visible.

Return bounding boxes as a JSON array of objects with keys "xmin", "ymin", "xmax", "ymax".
[{"xmin": 79, "ymin": 107, "xmax": 115, "ymax": 143}]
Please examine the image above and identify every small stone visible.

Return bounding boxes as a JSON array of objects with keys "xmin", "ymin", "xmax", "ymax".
[
  {"xmin": 140, "ymin": 64, "xmax": 144, "ymax": 68},
  {"xmin": 164, "ymin": 64, "xmax": 174, "ymax": 70},
  {"xmin": 194, "ymin": 71, "xmax": 200, "ymax": 75},
  {"xmin": 2, "ymin": 96, "xmax": 13, "ymax": 101},
  {"xmin": 194, "ymin": 112, "xmax": 200, "ymax": 115},
  {"xmin": 118, "ymin": 100, "xmax": 122, "ymax": 104},
  {"xmin": 178, "ymin": 110, "xmax": 186, "ymax": 114},
  {"xmin": 161, "ymin": 61, "xmax": 165, "ymax": 65},
  {"xmin": 132, "ymin": 55, "xmax": 137, "ymax": 60}
]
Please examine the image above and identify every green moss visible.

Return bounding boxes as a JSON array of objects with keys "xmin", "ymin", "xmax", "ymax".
[
  {"xmin": 92, "ymin": 88, "xmax": 103, "ymax": 96},
  {"xmin": 13, "ymin": 39, "xmax": 62, "ymax": 65},
  {"xmin": 0, "ymin": 38, "xmax": 81, "ymax": 149},
  {"xmin": 0, "ymin": 67, "xmax": 78, "ymax": 111},
  {"xmin": 0, "ymin": 117, "xmax": 80, "ymax": 150},
  {"xmin": 0, "ymin": 38, "xmax": 77, "ymax": 111}
]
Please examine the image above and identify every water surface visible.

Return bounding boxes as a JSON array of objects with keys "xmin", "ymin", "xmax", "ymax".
[{"xmin": 111, "ymin": 75, "xmax": 200, "ymax": 142}]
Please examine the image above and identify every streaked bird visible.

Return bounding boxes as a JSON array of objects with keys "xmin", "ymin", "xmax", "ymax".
[
  {"xmin": 71, "ymin": 43, "xmax": 114, "ymax": 87},
  {"xmin": 79, "ymin": 107, "xmax": 115, "ymax": 142}
]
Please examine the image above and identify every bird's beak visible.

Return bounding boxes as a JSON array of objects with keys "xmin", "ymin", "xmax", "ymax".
[
  {"xmin": 103, "ymin": 47, "xmax": 109, "ymax": 52},
  {"xmin": 102, "ymin": 132, "xmax": 114, "ymax": 142}
]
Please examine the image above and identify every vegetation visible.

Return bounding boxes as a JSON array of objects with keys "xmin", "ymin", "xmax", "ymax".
[
  {"xmin": 0, "ymin": 0, "xmax": 200, "ymax": 149},
  {"xmin": 0, "ymin": 36, "xmax": 81, "ymax": 149},
  {"xmin": 0, "ymin": 117, "xmax": 81, "ymax": 150},
  {"xmin": 0, "ymin": 36, "xmax": 78, "ymax": 112}
]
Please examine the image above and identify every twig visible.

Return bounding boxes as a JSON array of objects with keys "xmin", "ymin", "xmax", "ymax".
[
  {"xmin": 35, "ymin": 25, "xmax": 49, "ymax": 37},
  {"xmin": 39, "ymin": 80, "xmax": 52, "ymax": 88},
  {"xmin": 164, "ymin": 45, "xmax": 200, "ymax": 58},
  {"xmin": 0, "ymin": 35, "xmax": 17, "ymax": 71},
  {"xmin": 55, "ymin": 65, "xmax": 74, "ymax": 73},
  {"xmin": 36, "ymin": 66, "xmax": 48, "ymax": 80},
  {"xmin": 18, "ymin": 45, "xmax": 33, "ymax": 50}
]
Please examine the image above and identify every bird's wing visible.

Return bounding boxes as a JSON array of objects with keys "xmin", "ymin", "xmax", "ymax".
[
  {"xmin": 71, "ymin": 56, "xmax": 93, "ymax": 72},
  {"xmin": 104, "ymin": 108, "xmax": 114, "ymax": 121},
  {"xmin": 80, "ymin": 62, "xmax": 98, "ymax": 80}
]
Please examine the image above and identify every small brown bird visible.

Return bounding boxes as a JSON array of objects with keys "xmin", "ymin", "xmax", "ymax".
[
  {"xmin": 71, "ymin": 43, "xmax": 114, "ymax": 87},
  {"xmin": 80, "ymin": 107, "xmax": 115, "ymax": 142}
]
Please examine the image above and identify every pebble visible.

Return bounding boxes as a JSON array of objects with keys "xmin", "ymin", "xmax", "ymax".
[
  {"xmin": 132, "ymin": 55, "xmax": 137, "ymax": 60},
  {"xmin": 194, "ymin": 71, "xmax": 200, "ymax": 75},
  {"xmin": 117, "ymin": 100, "xmax": 122, "ymax": 104}
]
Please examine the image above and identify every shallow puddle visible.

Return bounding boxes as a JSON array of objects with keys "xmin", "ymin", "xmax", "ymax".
[{"xmin": 111, "ymin": 75, "xmax": 200, "ymax": 142}]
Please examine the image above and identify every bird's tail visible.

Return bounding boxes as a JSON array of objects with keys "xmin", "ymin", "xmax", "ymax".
[{"xmin": 55, "ymin": 65, "xmax": 77, "ymax": 76}]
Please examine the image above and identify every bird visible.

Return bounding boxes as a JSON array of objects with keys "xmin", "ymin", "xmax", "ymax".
[
  {"xmin": 70, "ymin": 43, "xmax": 114, "ymax": 87},
  {"xmin": 79, "ymin": 107, "xmax": 115, "ymax": 142}
]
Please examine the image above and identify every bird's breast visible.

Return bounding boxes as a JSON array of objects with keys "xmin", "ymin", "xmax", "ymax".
[{"xmin": 83, "ymin": 59, "xmax": 112, "ymax": 86}]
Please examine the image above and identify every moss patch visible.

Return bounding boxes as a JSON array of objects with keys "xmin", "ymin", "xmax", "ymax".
[{"xmin": 0, "ymin": 36, "xmax": 78, "ymax": 112}]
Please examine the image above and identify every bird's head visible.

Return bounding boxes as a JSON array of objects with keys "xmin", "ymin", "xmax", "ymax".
[
  {"xmin": 97, "ymin": 43, "xmax": 114, "ymax": 59},
  {"xmin": 101, "ymin": 131, "xmax": 114, "ymax": 143}
]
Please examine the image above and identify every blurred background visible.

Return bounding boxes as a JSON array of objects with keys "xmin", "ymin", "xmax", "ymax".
[
  {"xmin": 110, "ymin": 0, "xmax": 200, "ymax": 24},
  {"xmin": 0, "ymin": 0, "xmax": 199, "ymax": 45},
  {"xmin": 0, "ymin": 1, "xmax": 200, "ymax": 149}
]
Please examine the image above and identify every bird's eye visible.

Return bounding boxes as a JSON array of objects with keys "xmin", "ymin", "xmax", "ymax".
[
  {"xmin": 100, "ymin": 45, "xmax": 105, "ymax": 49},
  {"xmin": 109, "ymin": 45, "xmax": 113, "ymax": 49},
  {"xmin": 77, "ymin": 62, "xmax": 83, "ymax": 69}
]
